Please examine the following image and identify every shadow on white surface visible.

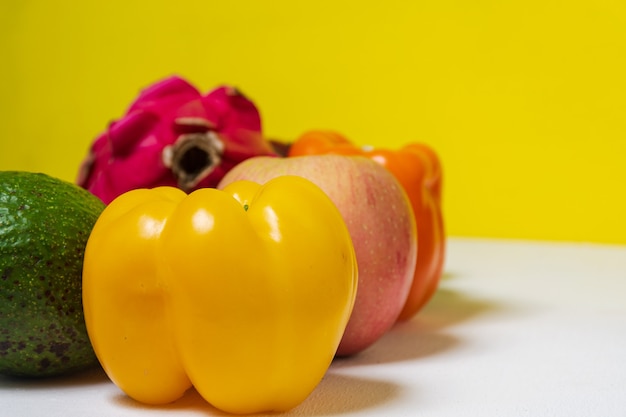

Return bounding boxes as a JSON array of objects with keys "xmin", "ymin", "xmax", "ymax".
[
  {"xmin": 112, "ymin": 387, "xmax": 224, "ymax": 415},
  {"xmin": 0, "ymin": 365, "xmax": 109, "ymax": 390},
  {"xmin": 294, "ymin": 372, "xmax": 401, "ymax": 416},
  {"xmin": 111, "ymin": 372, "xmax": 401, "ymax": 416},
  {"xmin": 333, "ymin": 280, "xmax": 500, "ymax": 367},
  {"xmin": 419, "ymin": 279, "xmax": 499, "ymax": 328}
]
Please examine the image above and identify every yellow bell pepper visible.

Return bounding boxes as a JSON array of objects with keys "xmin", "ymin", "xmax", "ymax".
[{"xmin": 82, "ymin": 176, "xmax": 358, "ymax": 414}]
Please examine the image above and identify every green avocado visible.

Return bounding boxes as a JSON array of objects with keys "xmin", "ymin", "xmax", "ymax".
[{"xmin": 0, "ymin": 171, "xmax": 105, "ymax": 377}]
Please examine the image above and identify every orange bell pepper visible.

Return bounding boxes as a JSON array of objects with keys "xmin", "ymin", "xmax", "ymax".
[{"xmin": 288, "ymin": 130, "xmax": 445, "ymax": 321}]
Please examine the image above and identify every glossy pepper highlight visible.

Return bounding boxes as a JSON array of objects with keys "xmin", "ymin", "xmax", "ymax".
[
  {"xmin": 82, "ymin": 176, "xmax": 357, "ymax": 414},
  {"xmin": 288, "ymin": 130, "xmax": 445, "ymax": 320}
]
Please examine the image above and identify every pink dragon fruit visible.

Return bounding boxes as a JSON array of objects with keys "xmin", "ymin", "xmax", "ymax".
[{"xmin": 77, "ymin": 76, "xmax": 277, "ymax": 204}]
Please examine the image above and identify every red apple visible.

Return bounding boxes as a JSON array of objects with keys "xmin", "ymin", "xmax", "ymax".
[{"xmin": 218, "ymin": 155, "xmax": 417, "ymax": 356}]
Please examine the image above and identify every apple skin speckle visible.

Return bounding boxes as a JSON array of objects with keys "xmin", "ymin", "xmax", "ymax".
[{"xmin": 219, "ymin": 155, "xmax": 418, "ymax": 356}]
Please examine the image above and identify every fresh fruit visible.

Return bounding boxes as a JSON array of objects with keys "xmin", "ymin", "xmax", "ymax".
[
  {"xmin": 82, "ymin": 177, "xmax": 357, "ymax": 413},
  {"xmin": 76, "ymin": 76, "xmax": 277, "ymax": 204},
  {"xmin": 0, "ymin": 171, "xmax": 105, "ymax": 377},
  {"xmin": 287, "ymin": 130, "xmax": 446, "ymax": 321},
  {"xmin": 218, "ymin": 155, "xmax": 417, "ymax": 356}
]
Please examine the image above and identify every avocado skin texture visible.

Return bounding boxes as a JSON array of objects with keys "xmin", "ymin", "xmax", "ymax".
[{"xmin": 0, "ymin": 171, "xmax": 105, "ymax": 377}]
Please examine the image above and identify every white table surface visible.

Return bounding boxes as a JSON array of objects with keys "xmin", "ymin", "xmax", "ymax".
[{"xmin": 2, "ymin": 238, "xmax": 625, "ymax": 416}]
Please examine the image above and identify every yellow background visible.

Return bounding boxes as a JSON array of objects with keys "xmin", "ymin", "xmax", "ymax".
[{"xmin": 1, "ymin": 1, "xmax": 625, "ymax": 244}]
